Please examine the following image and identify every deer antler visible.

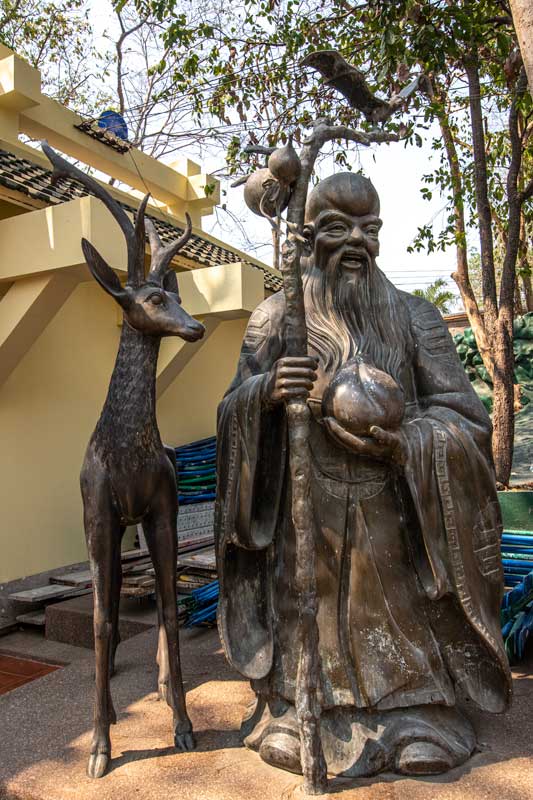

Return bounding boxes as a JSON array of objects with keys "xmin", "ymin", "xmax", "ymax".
[
  {"xmin": 41, "ymin": 142, "xmax": 149, "ymax": 287},
  {"xmin": 145, "ymin": 213, "xmax": 193, "ymax": 283}
]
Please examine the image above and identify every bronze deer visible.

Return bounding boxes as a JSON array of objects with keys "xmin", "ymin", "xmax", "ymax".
[{"xmin": 42, "ymin": 143, "xmax": 204, "ymax": 778}]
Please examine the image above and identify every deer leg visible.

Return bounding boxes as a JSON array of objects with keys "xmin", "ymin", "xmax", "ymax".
[
  {"xmin": 155, "ymin": 581, "xmax": 171, "ymax": 705},
  {"xmin": 85, "ymin": 511, "xmax": 122, "ymax": 779},
  {"xmin": 155, "ymin": 446, "xmax": 177, "ymax": 702},
  {"xmin": 109, "ymin": 532, "xmax": 124, "ymax": 677},
  {"xmin": 144, "ymin": 508, "xmax": 195, "ymax": 752},
  {"xmin": 145, "ymin": 519, "xmax": 171, "ymax": 704}
]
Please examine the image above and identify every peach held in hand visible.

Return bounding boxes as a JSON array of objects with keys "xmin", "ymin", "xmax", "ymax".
[{"xmin": 322, "ymin": 357, "xmax": 405, "ymax": 436}]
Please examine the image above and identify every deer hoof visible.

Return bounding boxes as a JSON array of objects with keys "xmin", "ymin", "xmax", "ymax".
[
  {"xmin": 174, "ymin": 731, "xmax": 195, "ymax": 751},
  {"xmin": 87, "ymin": 752, "xmax": 110, "ymax": 779}
]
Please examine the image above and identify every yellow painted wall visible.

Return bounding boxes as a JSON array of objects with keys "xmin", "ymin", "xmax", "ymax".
[
  {"xmin": 0, "ymin": 282, "xmax": 247, "ymax": 583},
  {"xmin": 158, "ymin": 316, "xmax": 247, "ymax": 447}
]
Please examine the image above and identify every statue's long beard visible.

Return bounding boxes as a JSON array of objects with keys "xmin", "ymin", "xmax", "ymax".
[{"xmin": 303, "ymin": 247, "xmax": 412, "ymax": 382}]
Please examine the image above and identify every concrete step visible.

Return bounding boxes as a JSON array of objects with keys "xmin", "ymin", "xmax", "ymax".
[{"xmin": 45, "ymin": 593, "xmax": 157, "ymax": 649}]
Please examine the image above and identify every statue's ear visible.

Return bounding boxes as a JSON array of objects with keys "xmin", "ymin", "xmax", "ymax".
[
  {"xmin": 302, "ymin": 222, "xmax": 315, "ymax": 256},
  {"xmin": 81, "ymin": 238, "xmax": 130, "ymax": 308},
  {"xmin": 163, "ymin": 268, "xmax": 180, "ymax": 296}
]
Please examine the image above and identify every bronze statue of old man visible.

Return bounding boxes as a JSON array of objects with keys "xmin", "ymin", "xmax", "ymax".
[{"xmin": 215, "ymin": 172, "xmax": 511, "ymax": 779}]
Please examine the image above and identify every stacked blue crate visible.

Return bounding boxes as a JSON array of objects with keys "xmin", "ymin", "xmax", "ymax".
[
  {"xmin": 501, "ymin": 529, "xmax": 533, "ymax": 662},
  {"xmin": 174, "ymin": 436, "xmax": 218, "ymax": 625},
  {"xmin": 175, "ymin": 436, "xmax": 217, "ymax": 505},
  {"xmin": 184, "ymin": 581, "xmax": 219, "ymax": 627}
]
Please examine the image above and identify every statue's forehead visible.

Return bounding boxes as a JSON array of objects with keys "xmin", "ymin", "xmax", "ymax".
[{"xmin": 314, "ymin": 209, "xmax": 382, "ymax": 228}]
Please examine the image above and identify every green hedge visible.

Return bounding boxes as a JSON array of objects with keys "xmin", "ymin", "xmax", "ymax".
[{"xmin": 454, "ymin": 312, "xmax": 533, "ymax": 413}]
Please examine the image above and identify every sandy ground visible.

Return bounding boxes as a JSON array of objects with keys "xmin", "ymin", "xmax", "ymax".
[{"xmin": 0, "ymin": 626, "xmax": 532, "ymax": 800}]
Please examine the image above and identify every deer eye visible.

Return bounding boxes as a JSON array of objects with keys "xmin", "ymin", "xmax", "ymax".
[{"xmin": 148, "ymin": 293, "xmax": 164, "ymax": 306}]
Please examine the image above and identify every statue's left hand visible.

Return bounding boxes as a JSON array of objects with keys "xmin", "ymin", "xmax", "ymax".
[{"xmin": 324, "ymin": 418, "xmax": 407, "ymax": 466}]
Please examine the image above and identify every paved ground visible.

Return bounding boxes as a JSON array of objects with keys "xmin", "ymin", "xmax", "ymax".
[{"xmin": 1, "ymin": 627, "xmax": 533, "ymax": 800}]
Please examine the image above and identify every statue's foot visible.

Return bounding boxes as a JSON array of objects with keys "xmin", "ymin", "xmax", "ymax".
[
  {"xmin": 259, "ymin": 730, "xmax": 302, "ymax": 775},
  {"xmin": 396, "ymin": 741, "xmax": 454, "ymax": 776},
  {"xmin": 243, "ymin": 699, "xmax": 475, "ymax": 779},
  {"xmin": 319, "ymin": 703, "xmax": 475, "ymax": 778}
]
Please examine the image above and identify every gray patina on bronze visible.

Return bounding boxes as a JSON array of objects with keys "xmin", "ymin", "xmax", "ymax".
[
  {"xmin": 215, "ymin": 171, "xmax": 512, "ymax": 779},
  {"xmin": 43, "ymin": 143, "xmax": 203, "ymax": 779}
]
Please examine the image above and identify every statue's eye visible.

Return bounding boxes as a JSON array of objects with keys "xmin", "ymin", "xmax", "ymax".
[
  {"xmin": 365, "ymin": 226, "xmax": 379, "ymax": 237},
  {"xmin": 326, "ymin": 224, "xmax": 347, "ymax": 235},
  {"xmin": 149, "ymin": 293, "xmax": 164, "ymax": 306}
]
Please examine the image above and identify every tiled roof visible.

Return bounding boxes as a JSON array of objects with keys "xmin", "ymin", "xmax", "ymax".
[{"xmin": 0, "ymin": 149, "xmax": 282, "ymax": 292}]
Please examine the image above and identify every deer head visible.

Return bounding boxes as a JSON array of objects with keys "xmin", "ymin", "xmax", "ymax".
[{"xmin": 42, "ymin": 142, "xmax": 205, "ymax": 342}]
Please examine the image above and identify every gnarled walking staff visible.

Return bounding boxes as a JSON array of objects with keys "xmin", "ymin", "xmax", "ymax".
[{"xmin": 242, "ymin": 116, "xmax": 405, "ymax": 794}]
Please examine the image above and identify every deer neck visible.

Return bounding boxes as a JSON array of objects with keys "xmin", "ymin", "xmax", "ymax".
[{"xmin": 95, "ymin": 319, "xmax": 161, "ymax": 452}]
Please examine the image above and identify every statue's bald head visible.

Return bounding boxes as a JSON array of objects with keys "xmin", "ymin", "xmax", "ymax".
[{"xmin": 305, "ymin": 172, "xmax": 380, "ymax": 223}]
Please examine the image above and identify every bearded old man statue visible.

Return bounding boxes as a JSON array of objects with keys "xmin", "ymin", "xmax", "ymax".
[{"xmin": 215, "ymin": 172, "xmax": 511, "ymax": 779}]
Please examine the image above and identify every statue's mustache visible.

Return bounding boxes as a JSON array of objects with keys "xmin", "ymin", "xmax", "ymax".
[{"xmin": 321, "ymin": 245, "xmax": 372, "ymax": 279}]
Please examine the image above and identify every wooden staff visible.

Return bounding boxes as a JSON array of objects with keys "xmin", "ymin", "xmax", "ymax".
[
  {"xmin": 279, "ymin": 140, "xmax": 327, "ymax": 796},
  {"xmin": 281, "ymin": 275, "xmax": 327, "ymax": 794}
]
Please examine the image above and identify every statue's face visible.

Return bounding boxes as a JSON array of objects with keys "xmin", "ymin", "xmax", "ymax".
[{"xmin": 313, "ymin": 206, "xmax": 382, "ymax": 275}]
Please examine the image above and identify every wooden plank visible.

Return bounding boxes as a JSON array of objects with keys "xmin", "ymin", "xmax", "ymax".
[
  {"xmin": 179, "ymin": 535, "xmax": 214, "ymax": 553},
  {"xmin": 176, "ymin": 575, "xmax": 214, "ymax": 593},
  {"xmin": 8, "ymin": 585, "xmax": 88, "ymax": 603},
  {"xmin": 122, "ymin": 574, "xmax": 155, "ymax": 587},
  {"xmin": 120, "ymin": 582, "xmax": 155, "ymax": 597},
  {"xmin": 50, "ymin": 570, "xmax": 92, "ymax": 587},
  {"xmin": 121, "ymin": 548, "xmax": 149, "ymax": 562},
  {"xmin": 16, "ymin": 610, "xmax": 46, "ymax": 627},
  {"xmin": 50, "ymin": 558, "xmax": 153, "ymax": 590},
  {"xmin": 178, "ymin": 547, "xmax": 216, "ymax": 570},
  {"xmin": 122, "ymin": 559, "xmax": 153, "ymax": 575},
  {"xmin": 0, "ymin": 620, "xmax": 18, "ymax": 637}
]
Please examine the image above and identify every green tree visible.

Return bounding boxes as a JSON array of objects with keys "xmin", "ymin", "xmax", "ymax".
[
  {"xmin": 412, "ymin": 278, "xmax": 456, "ymax": 314},
  {"xmin": 0, "ymin": 0, "xmax": 97, "ymax": 108},
  {"xmin": 153, "ymin": 0, "xmax": 532, "ymax": 485}
]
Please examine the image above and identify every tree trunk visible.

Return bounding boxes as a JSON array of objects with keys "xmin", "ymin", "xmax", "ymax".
[
  {"xmin": 522, "ymin": 269, "xmax": 533, "ymax": 312},
  {"xmin": 519, "ymin": 214, "xmax": 533, "ymax": 312},
  {"xmin": 491, "ymin": 68, "xmax": 528, "ymax": 485},
  {"xmin": 515, "ymin": 282, "xmax": 524, "ymax": 315},
  {"xmin": 435, "ymin": 90, "xmax": 495, "ymax": 377},
  {"xmin": 492, "ymin": 319, "xmax": 516, "ymax": 487},
  {"xmin": 464, "ymin": 59, "xmax": 498, "ymax": 332},
  {"xmin": 509, "ymin": 0, "xmax": 533, "ymax": 94},
  {"xmin": 464, "ymin": 57, "xmax": 518, "ymax": 485}
]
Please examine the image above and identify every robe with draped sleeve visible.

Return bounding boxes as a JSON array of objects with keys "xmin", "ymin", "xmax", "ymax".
[{"xmin": 215, "ymin": 290, "xmax": 511, "ymax": 714}]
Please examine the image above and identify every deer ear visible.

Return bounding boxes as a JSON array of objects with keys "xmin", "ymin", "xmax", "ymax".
[
  {"xmin": 81, "ymin": 238, "xmax": 129, "ymax": 307},
  {"xmin": 162, "ymin": 268, "xmax": 180, "ymax": 295}
]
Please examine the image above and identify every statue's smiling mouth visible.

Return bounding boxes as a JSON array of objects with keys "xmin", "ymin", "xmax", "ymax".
[{"xmin": 340, "ymin": 248, "xmax": 368, "ymax": 269}]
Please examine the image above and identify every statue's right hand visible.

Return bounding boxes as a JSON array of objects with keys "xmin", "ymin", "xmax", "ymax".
[{"xmin": 265, "ymin": 356, "xmax": 319, "ymax": 404}]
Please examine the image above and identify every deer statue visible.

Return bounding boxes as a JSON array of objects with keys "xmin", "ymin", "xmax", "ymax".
[{"xmin": 42, "ymin": 143, "xmax": 204, "ymax": 778}]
